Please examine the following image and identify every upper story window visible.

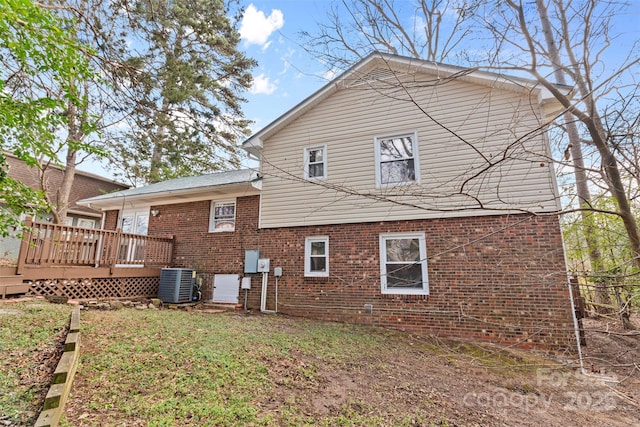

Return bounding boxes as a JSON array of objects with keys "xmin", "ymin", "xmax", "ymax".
[
  {"xmin": 375, "ymin": 132, "xmax": 419, "ymax": 186},
  {"xmin": 305, "ymin": 236, "xmax": 329, "ymax": 277},
  {"xmin": 304, "ymin": 145, "xmax": 326, "ymax": 180},
  {"xmin": 379, "ymin": 232, "xmax": 428, "ymax": 295},
  {"xmin": 209, "ymin": 200, "xmax": 236, "ymax": 232}
]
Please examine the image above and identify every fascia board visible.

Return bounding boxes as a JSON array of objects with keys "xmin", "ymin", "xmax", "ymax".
[{"xmin": 79, "ymin": 182, "xmax": 259, "ymax": 211}]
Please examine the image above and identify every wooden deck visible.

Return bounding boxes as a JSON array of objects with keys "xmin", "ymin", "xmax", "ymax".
[{"xmin": 0, "ymin": 218, "xmax": 174, "ymax": 298}]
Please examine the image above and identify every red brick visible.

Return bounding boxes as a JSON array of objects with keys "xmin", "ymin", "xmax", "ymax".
[{"xmin": 105, "ymin": 196, "xmax": 576, "ymax": 352}]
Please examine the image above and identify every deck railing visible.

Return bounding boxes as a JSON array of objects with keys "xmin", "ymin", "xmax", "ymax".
[{"xmin": 16, "ymin": 218, "xmax": 174, "ymax": 273}]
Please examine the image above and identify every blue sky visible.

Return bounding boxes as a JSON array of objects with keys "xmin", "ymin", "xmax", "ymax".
[
  {"xmin": 237, "ymin": 2, "xmax": 333, "ymax": 142},
  {"xmin": 80, "ymin": 1, "xmax": 639, "ymax": 180}
]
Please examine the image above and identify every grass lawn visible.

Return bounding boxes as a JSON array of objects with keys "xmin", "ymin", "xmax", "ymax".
[
  {"xmin": 64, "ymin": 308, "xmax": 416, "ymax": 426},
  {"xmin": 3, "ymin": 302, "xmax": 637, "ymax": 426},
  {"xmin": 0, "ymin": 300, "xmax": 71, "ymax": 425},
  {"xmin": 60, "ymin": 307, "xmax": 639, "ymax": 427}
]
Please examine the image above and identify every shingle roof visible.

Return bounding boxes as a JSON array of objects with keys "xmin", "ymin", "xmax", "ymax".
[{"xmin": 78, "ymin": 169, "xmax": 260, "ymax": 206}]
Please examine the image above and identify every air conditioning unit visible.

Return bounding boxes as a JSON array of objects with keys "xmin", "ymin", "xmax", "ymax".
[{"xmin": 158, "ymin": 268, "xmax": 194, "ymax": 303}]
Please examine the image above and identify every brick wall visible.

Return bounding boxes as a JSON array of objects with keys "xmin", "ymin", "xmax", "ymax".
[
  {"xmin": 144, "ymin": 196, "xmax": 261, "ymax": 302},
  {"xmin": 255, "ymin": 214, "xmax": 575, "ymax": 352},
  {"xmin": 110, "ymin": 196, "xmax": 576, "ymax": 351},
  {"xmin": 6, "ymin": 153, "xmax": 128, "ymax": 216},
  {"xmin": 104, "ymin": 211, "xmax": 119, "ymax": 230}
]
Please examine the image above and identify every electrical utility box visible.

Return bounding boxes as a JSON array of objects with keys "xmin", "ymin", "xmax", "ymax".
[
  {"xmin": 244, "ymin": 250, "xmax": 260, "ymax": 273},
  {"xmin": 257, "ymin": 258, "xmax": 270, "ymax": 272}
]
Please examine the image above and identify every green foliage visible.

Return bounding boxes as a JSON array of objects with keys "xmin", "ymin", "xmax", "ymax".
[
  {"xmin": 563, "ymin": 196, "xmax": 640, "ymax": 316},
  {"xmin": 0, "ymin": 0, "xmax": 97, "ymax": 234},
  {"xmin": 563, "ymin": 197, "xmax": 640, "ymax": 278},
  {"xmin": 0, "ymin": 160, "xmax": 48, "ymax": 237},
  {"xmin": 107, "ymin": 0, "xmax": 256, "ymax": 184}
]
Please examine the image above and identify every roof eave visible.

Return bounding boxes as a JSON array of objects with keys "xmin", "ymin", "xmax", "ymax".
[{"xmin": 79, "ymin": 181, "xmax": 260, "ymax": 211}]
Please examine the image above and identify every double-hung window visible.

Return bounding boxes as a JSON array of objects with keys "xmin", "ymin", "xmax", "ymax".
[
  {"xmin": 375, "ymin": 132, "xmax": 419, "ymax": 186},
  {"xmin": 78, "ymin": 219, "xmax": 96, "ymax": 229},
  {"xmin": 304, "ymin": 145, "xmax": 326, "ymax": 180},
  {"xmin": 209, "ymin": 200, "xmax": 236, "ymax": 232},
  {"xmin": 379, "ymin": 232, "xmax": 428, "ymax": 295},
  {"xmin": 305, "ymin": 236, "xmax": 329, "ymax": 277}
]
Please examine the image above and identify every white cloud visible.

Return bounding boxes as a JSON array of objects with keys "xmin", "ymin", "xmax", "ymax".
[
  {"xmin": 240, "ymin": 4, "xmax": 284, "ymax": 47},
  {"xmin": 323, "ymin": 68, "xmax": 339, "ymax": 81},
  {"xmin": 278, "ymin": 48, "xmax": 296, "ymax": 75},
  {"xmin": 250, "ymin": 73, "xmax": 277, "ymax": 95}
]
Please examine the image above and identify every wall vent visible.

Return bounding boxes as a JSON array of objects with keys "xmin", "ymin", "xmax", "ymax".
[{"xmin": 158, "ymin": 268, "xmax": 194, "ymax": 303}]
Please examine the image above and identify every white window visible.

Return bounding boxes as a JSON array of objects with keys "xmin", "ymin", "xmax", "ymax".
[
  {"xmin": 375, "ymin": 132, "xmax": 419, "ymax": 186},
  {"xmin": 305, "ymin": 236, "xmax": 329, "ymax": 277},
  {"xmin": 120, "ymin": 208, "xmax": 149, "ymax": 235},
  {"xmin": 209, "ymin": 201, "xmax": 236, "ymax": 232},
  {"xmin": 379, "ymin": 232, "xmax": 428, "ymax": 295},
  {"xmin": 304, "ymin": 145, "xmax": 326, "ymax": 180},
  {"xmin": 78, "ymin": 219, "xmax": 96, "ymax": 229}
]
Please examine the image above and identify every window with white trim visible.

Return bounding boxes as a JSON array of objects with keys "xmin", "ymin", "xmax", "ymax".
[
  {"xmin": 375, "ymin": 132, "xmax": 419, "ymax": 186},
  {"xmin": 305, "ymin": 236, "xmax": 329, "ymax": 277},
  {"xmin": 209, "ymin": 200, "xmax": 236, "ymax": 232},
  {"xmin": 78, "ymin": 218, "xmax": 96, "ymax": 229},
  {"xmin": 379, "ymin": 232, "xmax": 428, "ymax": 295},
  {"xmin": 304, "ymin": 145, "xmax": 326, "ymax": 180}
]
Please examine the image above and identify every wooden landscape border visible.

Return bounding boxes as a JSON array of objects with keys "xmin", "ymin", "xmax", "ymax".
[{"xmin": 34, "ymin": 306, "xmax": 81, "ymax": 427}]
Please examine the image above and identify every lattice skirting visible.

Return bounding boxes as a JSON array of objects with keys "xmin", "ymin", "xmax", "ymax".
[{"xmin": 27, "ymin": 276, "xmax": 159, "ymax": 300}]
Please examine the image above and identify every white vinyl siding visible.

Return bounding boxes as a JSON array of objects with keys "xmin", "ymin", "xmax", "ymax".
[
  {"xmin": 380, "ymin": 232, "xmax": 428, "ymax": 295},
  {"xmin": 257, "ymin": 67, "xmax": 559, "ymax": 229},
  {"xmin": 304, "ymin": 145, "xmax": 327, "ymax": 180},
  {"xmin": 209, "ymin": 201, "xmax": 236, "ymax": 232},
  {"xmin": 305, "ymin": 236, "xmax": 329, "ymax": 277}
]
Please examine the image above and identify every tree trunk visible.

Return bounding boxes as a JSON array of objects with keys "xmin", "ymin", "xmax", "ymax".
[
  {"xmin": 51, "ymin": 77, "xmax": 86, "ymax": 224},
  {"xmin": 535, "ymin": 0, "xmax": 611, "ymax": 314},
  {"xmin": 149, "ymin": 94, "xmax": 172, "ymax": 184}
]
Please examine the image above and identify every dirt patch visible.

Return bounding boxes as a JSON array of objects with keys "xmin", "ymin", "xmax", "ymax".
[
  {"xmin": 0, "ymin": 258, "xmax": 17, "ymax": 267},
  {"xmin": 260, "ymin": 334, "xmax": 638, "ymax": 426},
  {"xmin": 245, "ymin": 316, "xmax": 640, "ymax": 426},
  {"xmin": 0, "ymin": 309, "xmax": 24, "ymax": 315},
  {"xmin": 581, "ymin": 316, "xmax": 640, "ymax": 404}
]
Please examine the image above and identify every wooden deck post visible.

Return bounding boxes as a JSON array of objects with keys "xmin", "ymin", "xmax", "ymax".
[
  {"xmin": 16, "ymin": 216, "xmax": 33, "ymax": 275},
  {"xmin": 109, "ymin": 228, "xmax": 122, "ymax": 275}
]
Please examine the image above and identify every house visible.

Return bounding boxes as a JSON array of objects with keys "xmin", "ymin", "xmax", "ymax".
[
  {"xmin": 1, "ymin": 153, "xmax": 129, "ymax": 262},
  {"xmin": 79, "ymin": 52, "xmax": 577, "ymax": 351}
]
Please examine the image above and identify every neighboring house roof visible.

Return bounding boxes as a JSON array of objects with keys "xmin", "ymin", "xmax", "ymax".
[
  {"xmin": 242, "ymin": 51, "xmax": 571, "ymax": 158},
  {"xmin": 77, "ymin": 169, "xmax": 261, "ymax": 210},
  {"xmin": 5, "ymin": 153, "xmax": 129, "ymax": 217}
]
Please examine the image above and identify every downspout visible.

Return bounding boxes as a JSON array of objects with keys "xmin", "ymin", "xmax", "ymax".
[
  {"xmin": 567, "ymin": 282, "xmax": 585, "ymax": 375},
  {"xmin": 260, "ymin": 271, "xmax": 275, "ymax": 314}
]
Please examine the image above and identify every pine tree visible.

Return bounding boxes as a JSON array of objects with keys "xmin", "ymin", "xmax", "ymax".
[{"xmin": 110, "ymin": 0, "xmax": 256, "ymax": 184}]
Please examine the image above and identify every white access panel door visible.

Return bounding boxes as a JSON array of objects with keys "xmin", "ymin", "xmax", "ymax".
[{"xmin": 212, "ymin": 274, "xmax": 240, "ymax": 304}]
